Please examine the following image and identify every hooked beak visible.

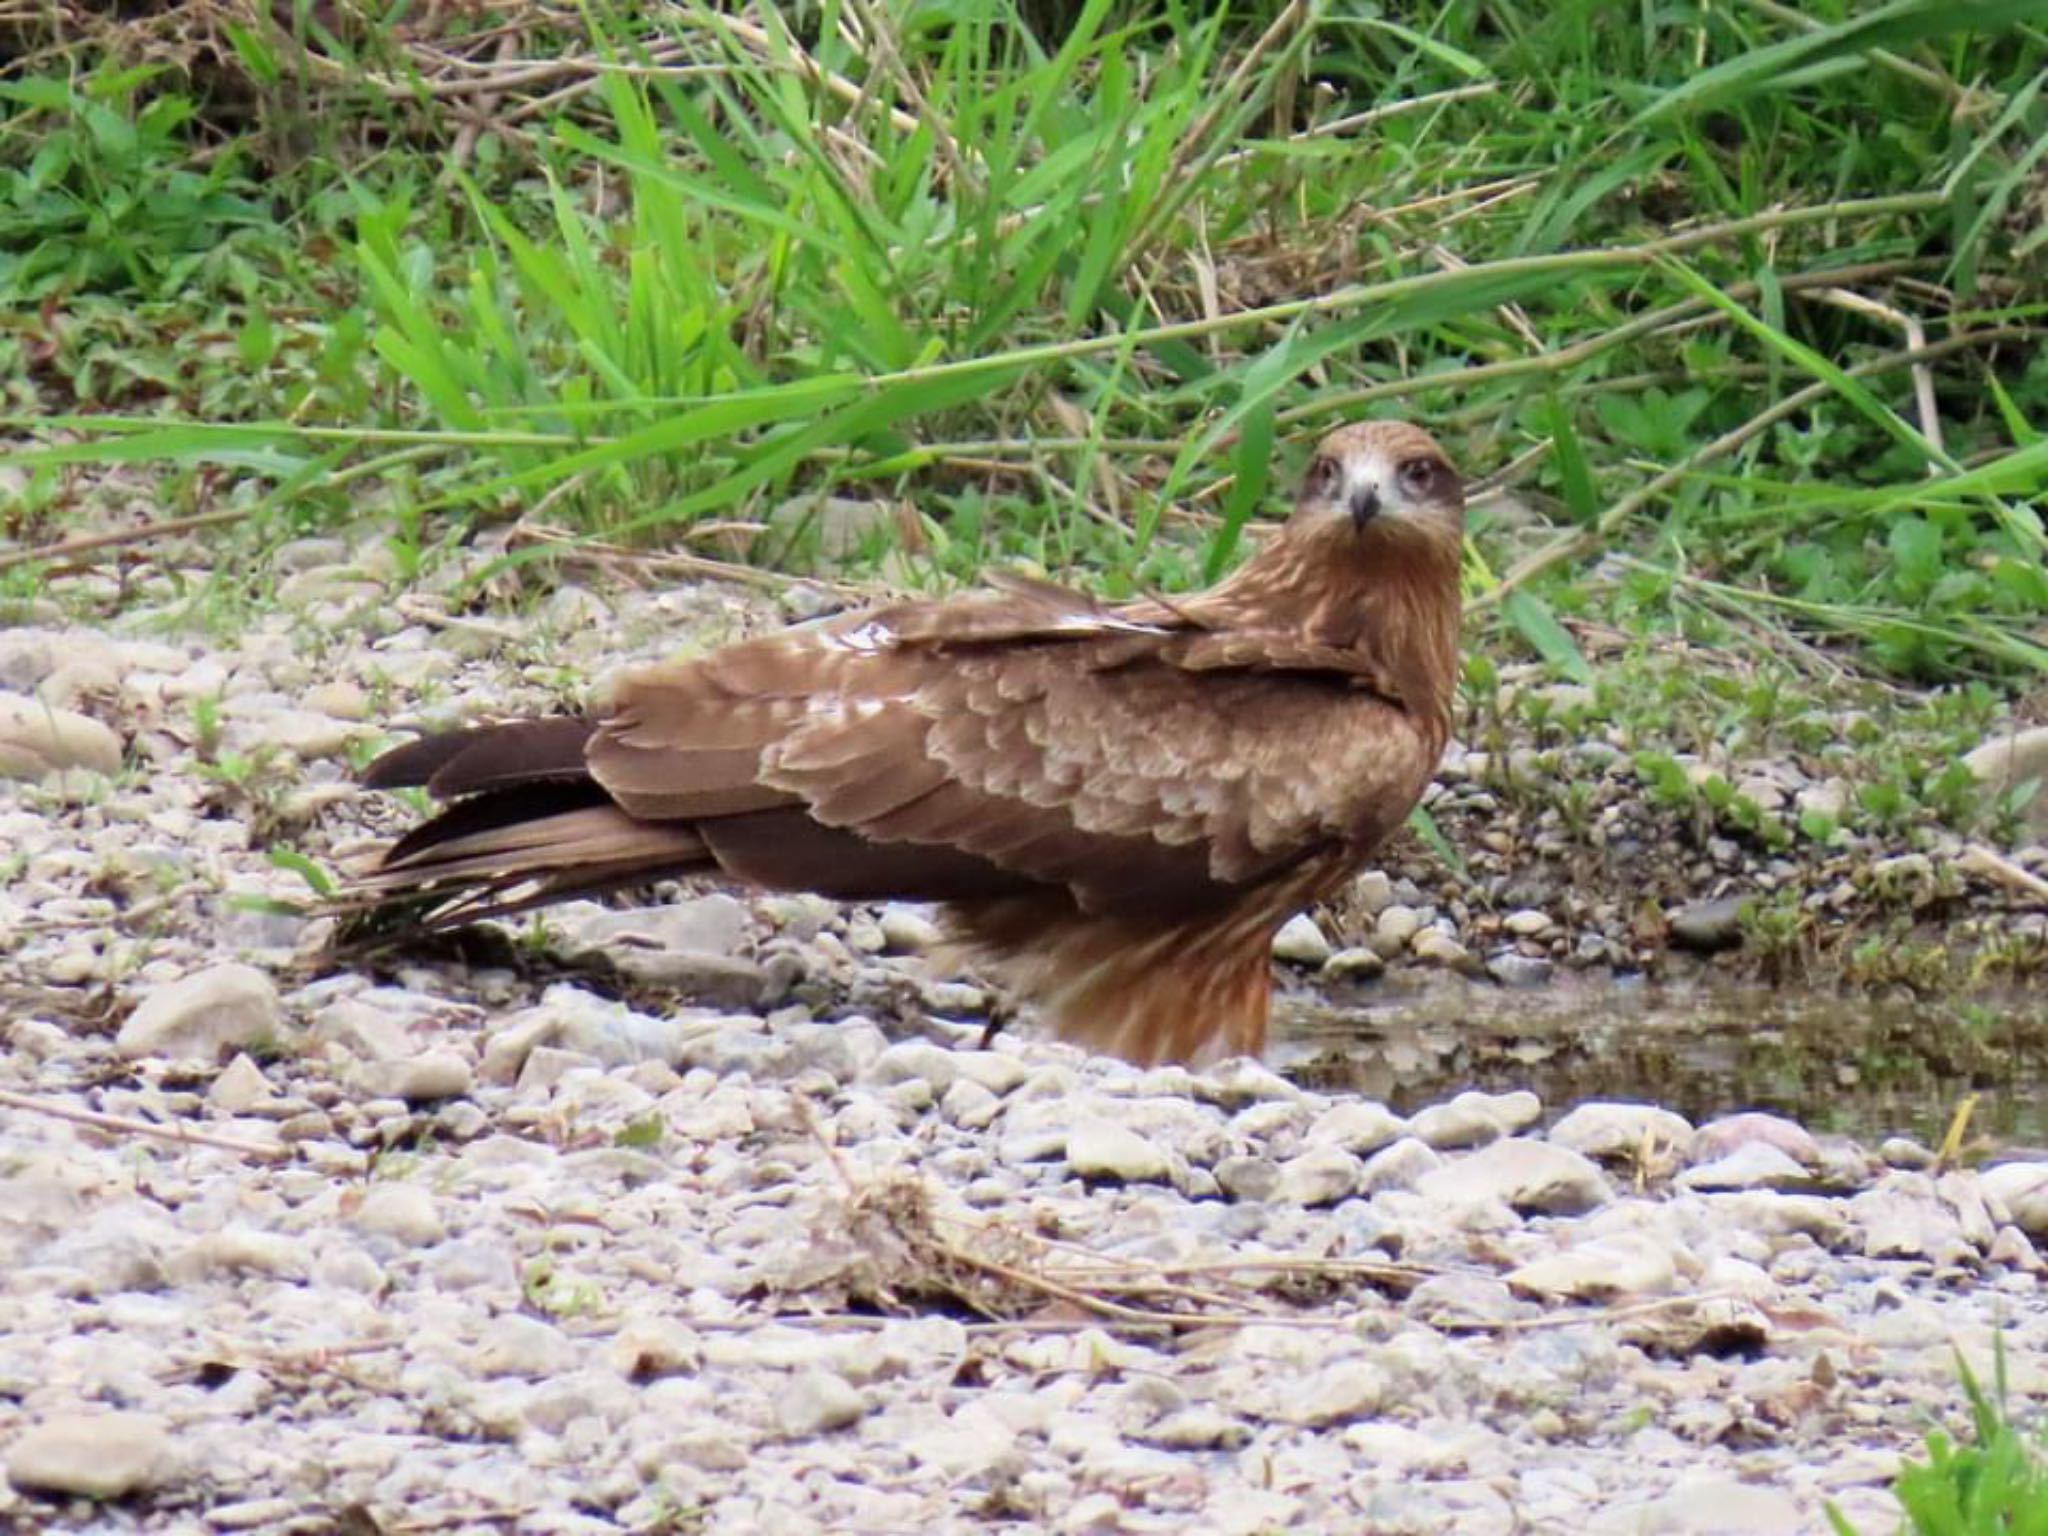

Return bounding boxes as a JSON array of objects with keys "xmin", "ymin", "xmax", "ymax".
[{"xmin": 1348, "ymin": 482, "xmax": 1381, "ymax": 529}]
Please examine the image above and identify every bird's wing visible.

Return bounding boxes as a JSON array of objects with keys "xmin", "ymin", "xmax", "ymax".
[{"xmin": 588, "ymin": 599, "xmax": 1436, "ymax": 913}]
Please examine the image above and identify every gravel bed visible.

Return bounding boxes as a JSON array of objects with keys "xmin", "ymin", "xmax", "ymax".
[{"xmin": 3, "ymin": 546, "xmax": 2047, "ymax": 1533}]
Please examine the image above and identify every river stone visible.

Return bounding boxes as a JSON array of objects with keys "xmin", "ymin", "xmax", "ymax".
[
  {"xmin": 1414, "ymin": 1138, "xmax": 1612, "ymax": 1216},
  {"xmin": 1981, "ymin": 1162, "xmax": 2048, "ymax": 1239},
  {"xmin": 5, "ymin": 1412, "xmax": 174, "ymax": 1499},
  {"xmin": 1508, "ymin": 1234, "xmax": 1678, "ymax": 1300},
  {"xmin": 1359, "ymin": 1137, "xmax": 1443, "ymax": 1193},
  {"xmin": 353, "ymin": 1183, "xmax": 446, "ymax": 1247},
  {"xmin": 1065, "ymin": 1120, "xmax": 1172, "ymax": 1184},
  {"xmin": 1321, "ymin": 946, "xmax": 1386, "ymax": 981},
  {"xmin": 475, "ymin": 1315, "xmax": 578, "ymax": 1378},
  {"xmin": 1550, "ymin": 1102, "xmax": 1695, "ymax": 1161},
  {"xmin": 0, "ymin": 694, "xmax": 122, "ymax": 780},
  {"xmin": 1271, "ymin": 914, "xmax": 1332, "ymax": 965},
  {"xmin": 350, "ymin": 1051, "xmax": 474, "ymax": 1103},
  {"xmin": 1409, "ymin": 1089, "xmax": 1541, "ymax": 1150},
  {"xmin": 1586, "ymin": 1477, "xmax": 1803, "ymax": 1534},
  {"xmin": 776, "ymin": 1370, "xmax": 866, "ymax": 1436},
  {"xmin": 1304, "ymin": 1099, "xmax": 1405, "ymax": 1155},
  {"xmin": 1692, "ymin": 1112, "xmax": 1820, "ymax": 1167},
  {"xmin": 1270, "ymin": 1147, "xmax": 1365, "ymax": 1207},
  {"xmin": 117, "ymin": 963, "xmax": 283, "ymax": 1062},
  {"xmin": 1679, "ymin": 1142, "xmax": 1811, "ymax": 1193},
  {"xmin": 1288, "ymin": 1361, "xmax": 1387, "ymax": 1426},
  {"xmin": 1963, "ymin": 725, "xmax": 2048, "ymax": 836},
  {"xmin": 1668, "ymin": 896, "xmax": 1748, "ymax": 952}
]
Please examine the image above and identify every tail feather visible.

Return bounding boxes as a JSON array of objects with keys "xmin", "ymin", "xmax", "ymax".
[{"xmin": 362, "ymin": 718, "xmax": 598, "ymax": 795}]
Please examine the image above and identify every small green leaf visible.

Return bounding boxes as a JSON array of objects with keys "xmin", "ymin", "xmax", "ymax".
[{"xmin": 1503, "ymin": 590, "xmax": 1593, "ymax": 683}]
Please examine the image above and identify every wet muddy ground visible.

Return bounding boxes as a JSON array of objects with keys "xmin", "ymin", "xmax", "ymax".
[{"xmin": 1276, "ymin": 977, "xmax": 2048, "ymax": 1149}]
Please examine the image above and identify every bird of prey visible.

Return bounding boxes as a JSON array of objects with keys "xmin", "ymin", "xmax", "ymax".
[{"xmin": 353, "ymin": 420, "xmax": 1465, "ymax": 1066}]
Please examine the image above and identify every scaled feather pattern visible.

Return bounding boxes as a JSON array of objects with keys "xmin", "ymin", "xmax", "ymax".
[{"xmin": 354, "ymin": 421, "xmax": 1465, "ymax": 1066}]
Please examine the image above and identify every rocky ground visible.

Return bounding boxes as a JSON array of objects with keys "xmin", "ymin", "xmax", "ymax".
[{"xmin": 3, "ymin": 532, "xmax": 2048, "ymax": 1534}]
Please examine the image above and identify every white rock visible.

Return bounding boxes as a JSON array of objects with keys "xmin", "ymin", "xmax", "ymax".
[
  {"xmin": 117, "ymin": 963, "xmax": 282, "ymax": 1062},
  {"xmin": 0, "ymin": 694, "xmax": 122, "ymax": 780},
  {"xmin": 1359, "ymin": 1137, "xmax": 1443, "ymax": 1193},
  {"xmin": 1409, "ymin": 1089, "xmax": 1542, "ymax": 1150},
  {"xmin": 5, "ymin": 1412, "xmax": 174, "ymax": 1498},
  {"xmin": 1679, "ymin": 1142, "xmax": 1811, "ymax": 1193},
  {"xmin": 1549, "ymin": 1102, "xmax": 1695, "ymax": 1161},
  {"xmin": 1305, "ymin": 1099, "xmax": 1406, "ymax": 1155},
  {"xmin": 877, "ymin": 904, "xmax": 944, "ymax": 953},
  {"xmin": 1509, "ymin": 1234, "xmax": 1678, "ymax": 1299},
  {"xmin": 207, "ymin": 1053, "xmax": 278, "ymax": 1114},
  {"xmin": 350, "ymin": 1051, "xmax": 473, "ymax": 1102},
  {"xmin": 1322, "ymin": 946, "xmax": 1386, "ymax": 981},
  {"xmin": 1503, "ymin": 909, "xmax": 1554, "ymax": 937},
  {"xmin": 1271, "ymin": 913, "xmax": 1332, "ymax": 966},
  {"xmin": 1586, "ymin": 1477, "xmax": 1803, "ymax": 1534},
  {"xmin": 1981, "ymin": 1162, "xmax": 2048, "ymax": 1239},
  {"xmin": 353, "ymin": 1183, "xmax": 446, "ymax": 1247},
  {"xmin": 1065, "ymin": 1120, "xmax": 1172, "ymax": 1184},
  {"xmin": 474, "ymin": 1315, "xmax": 578, "ymax": 1378},
  {"xmin": 1415, "ymin": 1138, "xmax": 1612, "ymax": 1215},
  {"xmin": 776, "ymin": 1369, "xmax": 866, "ymax": 1436},
  {"xmin": 1963, "ymin": 725, "xmax": 2048, "ymax": 836},
  {"xmin": 1270, "ymin": 1147, "xmax": 1365, "ymax": 1207},
  {"xmin": 1290, "ymin": 1361, "xmax": 1386, "ymax": 1426}
]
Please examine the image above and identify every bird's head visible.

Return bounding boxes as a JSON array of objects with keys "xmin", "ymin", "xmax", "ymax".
[{"xmin": 1291, "ymin": 421, "xmax": 1464, "ymax": 544}]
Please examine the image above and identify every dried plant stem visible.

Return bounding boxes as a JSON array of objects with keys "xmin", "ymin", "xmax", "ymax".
[{"xmin": 0, "ymin": 1088, "xmax": 290, "ymax": 1163}]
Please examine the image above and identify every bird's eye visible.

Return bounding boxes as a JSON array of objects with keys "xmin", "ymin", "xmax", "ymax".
[
  {"xmin": 1306, "ymin": 456, "xmax": 1342, "ymax": 499},
  {"xmin": 1397, "ymin": 457, "xmax": 1443, "ymax": 498}
]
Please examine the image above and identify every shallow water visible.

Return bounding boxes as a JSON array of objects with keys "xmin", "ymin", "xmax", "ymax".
[{"xmin": 1273, "ymin": 976, "xmax": 2048, "ymax": 1148}]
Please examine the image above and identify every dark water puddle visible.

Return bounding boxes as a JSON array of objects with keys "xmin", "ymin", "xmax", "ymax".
[{"xmin": 1273, "ymin": 977, "xmax": 2048, "ymax": 1148}]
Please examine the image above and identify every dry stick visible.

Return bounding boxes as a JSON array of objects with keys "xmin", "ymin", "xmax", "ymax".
[
  {"xmin": 1816, "ymin": 287, "xmax": 1945, "ymax": 465},
  {"xmin": 1955, "ymin": 844, "xmax": 2048, "ymax": 906},
  {"xmin": 0, "ymin": 1088, "xmax": 291, "ymax": 1163},
  {"xmin": 505, "ymin": 522, "xmax": 877, "ymax": 599},
  {"xmin": 1478, "ymin": 325, "xmax": 2039, "ymax": 609},
  {"xmin": 0, "ymin": 507, "xmax": 251, "ymax": 574}
]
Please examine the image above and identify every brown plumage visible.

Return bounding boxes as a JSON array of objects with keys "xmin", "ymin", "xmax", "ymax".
[{"xmin": 353, "ymin": 421, "xmax": 1465, "ymax": 1066}]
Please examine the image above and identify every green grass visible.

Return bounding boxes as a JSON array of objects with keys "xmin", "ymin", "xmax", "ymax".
[
  {"xmin": 1, "ymin": 0, "xmax": 2045, "ymax": 688},
  {"xmin": 1832, "ymin": 1344, "xmax": 2048, "ymax": 1535}
]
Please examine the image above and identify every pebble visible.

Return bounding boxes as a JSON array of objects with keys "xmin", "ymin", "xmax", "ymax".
[
  {"xmin": 776, "ymin": 1370, "xmax": 866, "ymax": 1436},
  {"xmin": 116, "ymin": 963, "xmax": 283, "ymax": 1062},
  {"xmin": 1508, "ymin": 1234, "xmax": 1677, "ymax": 1299},
  {"xmin": 1271, "ymin": 913, "xmax": 1333, "ymax": 965},
  {"xmin": 1065, "ymin": 1120, "xmax": 1173, "ymax": 1184},
  {"xmin": 4, "ymin": 1412, "xmax": 174, "ymax": 1499},
  {"xmin": 1304, "ymin": 1099, "xmax": 1405, "ymax": 1155},
  {"xmin": 1693, "ymin": 1112, "xmax": 1821, "ymax": 1167},
  {"xmin": 0, "ymin": 694, "xmax": 122, "ymax": 780},
  {"xmin": 1981, "ymin": 1162, "xmax": 2048, "ymax": 1239},
  {"xmin": 1486, "ymin": 952, "xmax": 1553, "ymax": 987},
  {"xmin": 352, "ymin": 1183, "xmax": 447, "ymax": 1247},
  {"xmin": 1414, "ymin": 1138, "xmax": 1612, "ymax": 1215},
  {"xmin": 1679, "ymin": 1141, "xmax": 1814, "ymax": 1192},
  {"xmin": 350, "ymin": 1051, "xmax": 475, "ymax": 1102},
  {"xmin": 1550, "ymin": 1102, "xmax": 1695, "ymax": 1162},
  {"xmin": 1270, "ymin": 1147, "xmax": 1365, "ymax": 1206},
  {"xmin": 1321, "ymin": 945, "xmax": 1386, "ymax": 981},
  {"xmin": 1668, "ymin": 896, "xmax": 1748, "ymax": 952},
  {"xmin": 1409, "ymin": 1089, "xmax": 1542, "ymax": 1150}
]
